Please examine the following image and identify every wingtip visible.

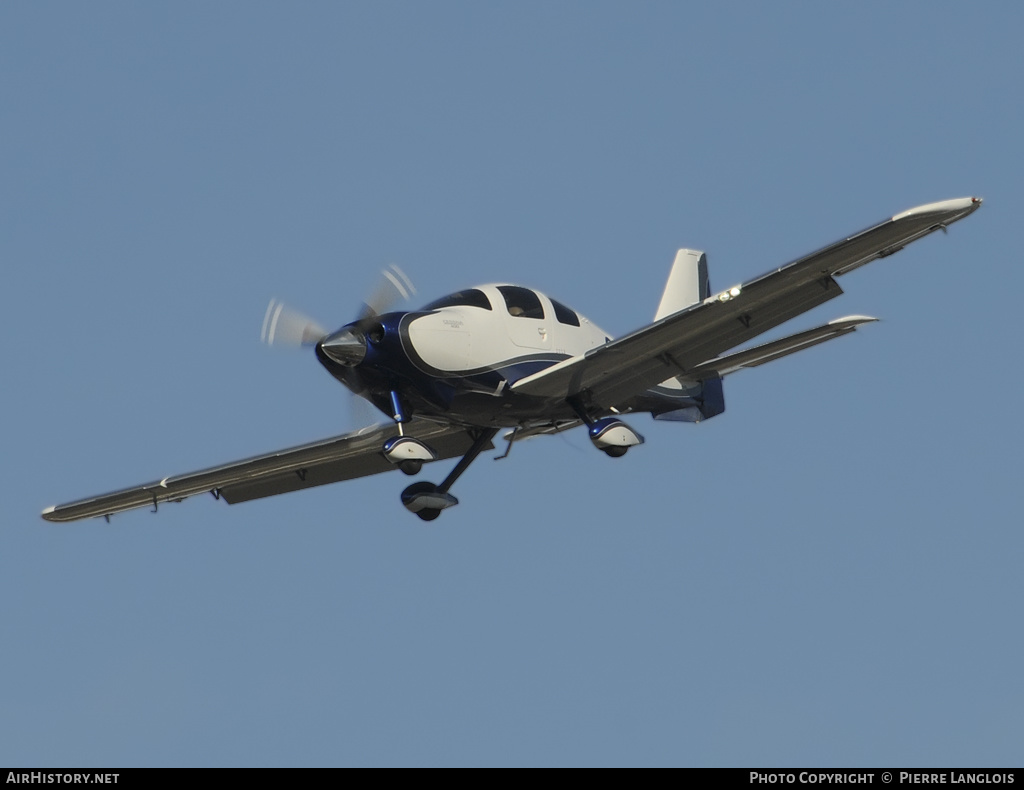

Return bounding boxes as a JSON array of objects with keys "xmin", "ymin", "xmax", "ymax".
[
  {"xmin": 41, "ymin": 505, "xmax": 58, "ymax": 522},
  {"xmin": 829, "ymin": 315, "xmax": 879, "ymax": 327},
  {"xmin": 892, "ymin": 197, "xmax": 983, "ymax": 221}
]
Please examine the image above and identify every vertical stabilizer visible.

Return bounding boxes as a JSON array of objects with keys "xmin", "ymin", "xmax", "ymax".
[
  {"xmin": 654, "ymin": 249, "xmax": 709, "ymax": 321},
  {"xmin": 650, "ymin": 248, "xmax": 725, "ymax": 422}
]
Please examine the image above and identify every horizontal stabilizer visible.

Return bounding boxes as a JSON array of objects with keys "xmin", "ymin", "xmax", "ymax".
[{"xmin": 683, "ymin": 316, "xmax": 877, "ymax": 380}]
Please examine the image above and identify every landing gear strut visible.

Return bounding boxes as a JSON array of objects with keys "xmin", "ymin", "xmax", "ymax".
[{"xmin": 401, "ymin": 427, "xmax": 499, "ymax": 521}]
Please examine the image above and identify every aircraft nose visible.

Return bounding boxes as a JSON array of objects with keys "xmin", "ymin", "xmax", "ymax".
[{"xmin": 319, "ymin": 326, "xmax": 367, "ymax": 366}]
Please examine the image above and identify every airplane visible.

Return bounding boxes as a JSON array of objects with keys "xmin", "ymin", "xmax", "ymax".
[{"xmin": 42, "ymin": 196, "xmax": 982, "ymax": 523}]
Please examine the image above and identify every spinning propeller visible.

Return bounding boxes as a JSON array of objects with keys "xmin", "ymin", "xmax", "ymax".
[
  {"xmin": 259, "ymin": 301, "xmax": 327, "ymax": 348},
  {"xmin": 259, "ymin": 264, "xmax": 417, "ymax": 424},
  {"xmin": 260, "ymin": 263, "xmax": 416, "ymax": 351}
]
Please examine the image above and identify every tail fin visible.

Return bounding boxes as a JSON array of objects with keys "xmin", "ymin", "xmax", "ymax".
[
  {"xmin": 650, "ymin": 249, "xmax": 724, "ymax": 422},
  {"xmin": 654, "ymin": 249, "xmax": 709, "ymax": 321}
]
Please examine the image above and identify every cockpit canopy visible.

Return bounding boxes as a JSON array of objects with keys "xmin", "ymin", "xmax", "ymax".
[
  {"xmin": 421, "ymin": 289, "xmax": 492, "ymax": 311},
  {"xmin": 422, "ymin": 286, "xmax": 581, "ymax": 327}
]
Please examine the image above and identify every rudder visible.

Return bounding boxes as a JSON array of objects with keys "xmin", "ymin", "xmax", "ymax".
[
  {"xmin": 650, "ymin": 248, "xmax": 725, "ymax": 422},
  {"xmin": 654, "ymin": 249, "xmax": 709, "ymax": 321}
]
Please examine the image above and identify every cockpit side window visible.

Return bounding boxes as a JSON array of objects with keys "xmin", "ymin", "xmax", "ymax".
[
  {"xmin": 497, "ymin": 286, "xmax": 544, "ymax": 319},
  {"xmin": 422, "ymin": 289, "xmax": 492, "ymax": 311},
  {"xmin": 550, "ymin": 298, "xmax": 580, "ymax": 327}
]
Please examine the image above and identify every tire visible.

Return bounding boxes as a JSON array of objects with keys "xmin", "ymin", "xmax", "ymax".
[{"xmin": 399, "ymin": 460, "xmax": 422, "ymax": 476}]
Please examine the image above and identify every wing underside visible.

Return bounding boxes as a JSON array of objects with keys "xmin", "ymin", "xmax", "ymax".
[
  {"xmin": 42, "ymin": 420, "xmax": 489, "ymax": 523},
  {"xmin": 513, "ymin": 197, "xmax": 981, "ymax": 409}
]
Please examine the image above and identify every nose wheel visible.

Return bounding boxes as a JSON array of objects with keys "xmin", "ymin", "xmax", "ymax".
[
  {"xmin": 383, "ymin": 435, "xmax": 436, "ymax": 475},
  {"xmin": 399, "ymin": 460, "xmax": 422, "ymax": 476}
]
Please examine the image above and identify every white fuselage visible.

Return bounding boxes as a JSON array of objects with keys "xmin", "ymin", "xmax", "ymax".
[{"xmin": 404, "ymin": 284, "xmax": 610, "ymax": 377}]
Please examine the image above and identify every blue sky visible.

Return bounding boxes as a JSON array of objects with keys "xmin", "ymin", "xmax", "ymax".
[{"xmin": 3, "ymin": 1, "xmax": 1021, "ymax": 767}]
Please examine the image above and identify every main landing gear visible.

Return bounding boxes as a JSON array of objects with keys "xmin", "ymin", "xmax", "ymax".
[
  {"xmin": 567, "ymin": 397, "xmax": 645, "ymax": 459},
  {"xmin": 400, "ymin": 428, "xmax": 499, "ymax": 521},
  {"xmin": 588, "ymin": 416, "xmax": 644, "ymax": 457},
  {"xmin": 382, "ymin": 388, "xmax": 499, "ymax": 521}
]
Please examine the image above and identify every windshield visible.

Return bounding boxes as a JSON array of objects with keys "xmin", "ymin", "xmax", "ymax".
[{"xmin": 422, "ymin": 289, "xmax": 493, "ymax": 311}]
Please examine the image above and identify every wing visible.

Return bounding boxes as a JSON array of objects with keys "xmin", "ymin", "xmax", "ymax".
[
  {"xmin": 513, "ymin": 197, "xmax": 981, "ymax": 409},
  {"xmin": 41, "ymin": 420, "xmax": 489, "ymax": 523}
]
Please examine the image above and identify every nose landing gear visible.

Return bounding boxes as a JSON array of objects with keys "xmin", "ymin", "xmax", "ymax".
[
  {"xmin": 400, "ymin": 482, "xmax": 457, "ymax": 521},
  {"xmin": 382, "ymin": 436, "xmax": 437, "ymax": 476}
]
